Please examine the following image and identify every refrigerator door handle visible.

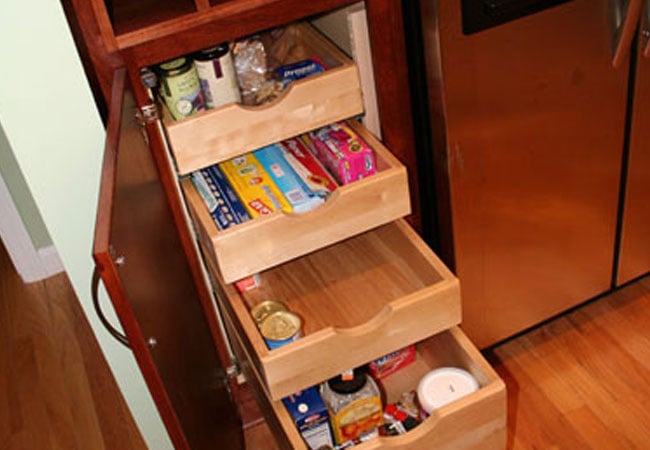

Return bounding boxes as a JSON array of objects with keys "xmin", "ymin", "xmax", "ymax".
[
  {"xmin": 643, "ymin": 0, "xmax": 650, "ymax": 57},
  {"xmin": 613, "ymin": 0, "xmax": 643, "ymax": 67}
]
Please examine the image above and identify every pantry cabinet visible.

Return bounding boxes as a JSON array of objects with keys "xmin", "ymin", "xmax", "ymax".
[{"xmin": 66, "ymin": 0, "xmax": 506, "ymax": 448}]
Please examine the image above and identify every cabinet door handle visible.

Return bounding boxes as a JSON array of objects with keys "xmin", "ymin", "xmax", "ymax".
[
  {"xmin": 613, "ymin": 0, "xmax": 643, "ymax": 67},
  {"xmin": 643, "ymin": 0, "xmax": 650, "ymax": 57},
  {"xmin": 92, "ymin": 266, "xmax": 130, "ymax": 348}
]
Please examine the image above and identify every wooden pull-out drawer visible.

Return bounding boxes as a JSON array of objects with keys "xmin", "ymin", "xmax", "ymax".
[
  {"xmin": 210, "ymin": 219, "xmax": 461, "ymax": 401},
  {"xmin": 232, "ymin": 324, "xmax": 506, "ymax": 450},
  {"xmin": 164, "ymin": 22, "xmax": 364, "ymax": 175},
  {"xmin": 182, "ymin": 121, "xmax": 410, "ymax": 284}
]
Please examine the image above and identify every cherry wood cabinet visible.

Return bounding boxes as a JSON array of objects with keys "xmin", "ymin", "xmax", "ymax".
[{"xmin": 64, "ymin": 1, "xmax": 506, "ymax": 448}]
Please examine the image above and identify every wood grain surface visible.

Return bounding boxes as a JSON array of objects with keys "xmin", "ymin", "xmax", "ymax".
[
  {"xmin": 487, "ymin": 275, "xmax": 650, "ymax": 449},
  {"xmin": 6, "ymin": 234, "xmax": 650, "ymax": 449},
  {"xmin": 242, "ymin": 274, "xmax": 650, "ymax": 449},
  {"xmin": 0, "ymin": 242, "xmax": 147, "ymax": 450},
  {"xmin": 0, "ymin": 238, "xmax": 275, "ymax": 450}
]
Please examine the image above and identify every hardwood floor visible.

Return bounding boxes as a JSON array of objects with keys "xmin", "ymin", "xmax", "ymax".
[
  {"xmin": 0, "ymin": 241, "xmax": 147, "ymax": 450},
  {"xmin": 486, "ymin": 275, "xmax": 650, "ymax": 449},
  {"xmin": 3, "ymin": 232, "xmax": 650, "ymax": 449}
]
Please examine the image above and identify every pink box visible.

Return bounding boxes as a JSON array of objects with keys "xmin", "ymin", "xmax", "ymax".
[{"xmin": 301, "ymin": 121, "xmax": 376, "ymax": 185}]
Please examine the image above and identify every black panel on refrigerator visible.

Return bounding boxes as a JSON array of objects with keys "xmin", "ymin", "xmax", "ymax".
[{"xmin": 461, "ymin": 0, "xmax": 574, "ymax": 34}]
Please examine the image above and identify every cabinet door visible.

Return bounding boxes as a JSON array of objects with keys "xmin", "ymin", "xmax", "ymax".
[
  {"xmin": 617, "ymin": 11, "xmax": 650, "ymax": 286},
  {"xmin": 93, "ymin": 68, "xmax": 243, "ymax": 450}
]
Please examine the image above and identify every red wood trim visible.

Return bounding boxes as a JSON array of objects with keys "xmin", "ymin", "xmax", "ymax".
[
  {"xmin": 93, "ymin": 67, "xmax": 124, "ymax": 260},
  {"xmin": 61, "ymin": 0, "xmax": 123, "ymax": 120},
  {"xmin": 194, "ymin": 0, "xmax": 211, "ymax": 11},
  {"xmin": 117, "ymin": 0, "xmax": 359, "ymax": 66},
  {"xmin": 93, "ymin": 68, "xmax": 191, "ymax": 450},
  {"xmin": 365, "ymin": 0, "xmax": 422, "ymax": 232}
]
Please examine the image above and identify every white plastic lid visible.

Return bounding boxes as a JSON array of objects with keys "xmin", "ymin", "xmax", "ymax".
[{"xmin": 417, "ymin": 367, "xmax": 479, "ymax": 414}]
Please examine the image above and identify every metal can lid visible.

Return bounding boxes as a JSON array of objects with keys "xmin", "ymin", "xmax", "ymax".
[
  {"xmin": 250, "ymin": 300, "xmax": 287, "ymax": 326},
  {"xmin": 193, "ymin": 43, "xmax": 230, "ymax": 61},
  {"xmin": 157, "ymin": 57, "xmax": 193, "ymax": 77},
  {"xmin": 260, "ymin": 311, "xmax": 301, "ymax": 341}
]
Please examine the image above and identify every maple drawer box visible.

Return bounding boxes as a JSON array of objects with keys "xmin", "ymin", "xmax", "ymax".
[
  {"xmin": 163, "ymin": 22, "xmax": 364, "ymax": 175},
  {"xmin": 181, "ymin": 121, "xmax": 410, "ymax": 283},
  {"xmin": 239, "ymin": 326, "xmax": 506, "ymax": 450},
  {"xmin": 211, "ymin": 219, "xmax": 462, "ymax": 401}
]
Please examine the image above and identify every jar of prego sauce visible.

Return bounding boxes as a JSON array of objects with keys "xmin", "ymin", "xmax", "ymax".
[
  {"xmin": 320, "ymin": 368, "xmax": 383, "ymax": 445},
  {"xmin": 193, "ymin": 43, "xmax": 241, "ymax": 109},
  {"xmin": 157, "ymin": 57, "xmax": 205, "ymax": 120}
]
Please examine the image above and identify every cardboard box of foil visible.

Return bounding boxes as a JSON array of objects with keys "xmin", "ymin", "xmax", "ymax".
[{"xmin": 283, "ymin": 386, "xmax": 334, "ymax": 450}]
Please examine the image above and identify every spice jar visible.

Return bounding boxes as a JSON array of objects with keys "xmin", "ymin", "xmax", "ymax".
[
  {"xmin": 156, "ymin": 57, "xmax": 205, "ymax": 120},
  {"xmin": 193, "ymin": 43, "xmax": 241, "ymax": 109},
  {"xmin": 320, "ymin": 368, "xmax": 383, "ymax": 445}
]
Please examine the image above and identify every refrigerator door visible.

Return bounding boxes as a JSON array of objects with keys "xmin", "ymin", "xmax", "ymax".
[
  {"xmin": 422, "ymin": 0, "xmax": 629, "ymax": 347},
  {"xmin": 617, "ymin": 3, "xmax": 650, "ymax": 285}
]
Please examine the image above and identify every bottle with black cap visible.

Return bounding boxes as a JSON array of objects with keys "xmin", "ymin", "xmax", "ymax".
[{"xmin": 320, "ymin": 367, "xmax": 383, "ymax": 445}]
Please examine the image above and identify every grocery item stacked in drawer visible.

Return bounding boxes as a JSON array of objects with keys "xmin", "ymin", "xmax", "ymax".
[
  {"xmin": 190, "ymin": 121, "xmax": 374, "ymax": 230},
  {"xmin": 166, "ymin": 18, "xmax": 505, "ymax": 450},
  {"xmin": 182, "ymin": 119, "xmax": 408, "ymax": 282},
  {"xmin": 164, "ymin": 22, "xmax": 368, "ymax": 175},
  {"xmin": 168, "ymin": 21, "xmax": 410, "ymax": 283}
]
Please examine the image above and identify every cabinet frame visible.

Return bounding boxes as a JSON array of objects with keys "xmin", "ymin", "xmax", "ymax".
[{"xmin": 66, "ymin": 0, "xmax": 441, "ymax": 448}]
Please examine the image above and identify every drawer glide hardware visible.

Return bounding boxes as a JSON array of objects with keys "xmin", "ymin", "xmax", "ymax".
[
  {"xmin": 226, "ymin": 363, "xmax": 240, "ymax": 379},
  {"xmin": 136, "ymin": 104, "xmax": 160, "ymax": 124},
  {"xmin": 135, "ymin": 104, "xmax": 160, "ymax": 146}
]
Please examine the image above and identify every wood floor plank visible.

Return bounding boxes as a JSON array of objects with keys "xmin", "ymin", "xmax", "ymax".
[
  {"xmin": 490, "ymin": 276, "xmax": 650, "ymax": 449},
  {"xmin": 44, "ymin": 278, "xmax": 105, "ymax": 450},
  {"xmin": 0, "ymin": 241, "xmax": 146, "ymax": 450}
]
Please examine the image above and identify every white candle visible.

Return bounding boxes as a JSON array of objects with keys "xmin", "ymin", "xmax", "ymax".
[{"xmin": 417, "ymin": 367, "xmax": 479, "ymax": 416}]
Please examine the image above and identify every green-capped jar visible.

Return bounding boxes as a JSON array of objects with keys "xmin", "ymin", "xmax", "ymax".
[{"xmin": 157, "ymin": 57, "xmax": 205, "ymax": 120}]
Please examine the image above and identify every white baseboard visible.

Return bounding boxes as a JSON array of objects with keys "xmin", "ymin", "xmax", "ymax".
[
  {"xmin": 37, "ymin": 244, "xmax": 65, "ymax": 279},
  {"xmin": 0, "ymin": 171, "xmax": 64, "ymax": 283}
]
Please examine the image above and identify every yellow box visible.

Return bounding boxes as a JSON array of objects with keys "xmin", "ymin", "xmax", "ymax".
[{"xmin": 219, "ymin": 154, "xmax": 291, "ymax": 218}]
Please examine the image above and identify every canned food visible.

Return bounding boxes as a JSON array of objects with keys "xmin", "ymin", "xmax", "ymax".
[
  {"xmin": 260, "ymin": 311, "xmax": 302, "ymax": 349},
  {"xmin": 193, "ymin": 43, "xmax": 241, "ymax": 109},
  {"xmin": 157, "ymin": 57, "xmax": 205, "ymax": 120},
  {"xmin": 250, "ymin": 300, "xmax": 286, "ymax": 326}
]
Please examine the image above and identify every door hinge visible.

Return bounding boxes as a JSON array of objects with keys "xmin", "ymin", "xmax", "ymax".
[
  {"xmin": 136, "ymin": 104, "xmax": 160, "ymax": 125},
  {"xmin": 226, "ymin": 363, "xmax": 240, "ymax": 379},
  {"xmin": 214, "ymin": 363, "xmax": 241, "ymax": 397},
  {"xmin": 135, "ymin": 104, "xmax": 159, "ymax": 146}
]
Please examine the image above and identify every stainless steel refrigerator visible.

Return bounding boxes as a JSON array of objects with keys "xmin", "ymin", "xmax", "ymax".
[{"xmin": 412, "ymin": 0, "xmax": 650, "ymax": 347}]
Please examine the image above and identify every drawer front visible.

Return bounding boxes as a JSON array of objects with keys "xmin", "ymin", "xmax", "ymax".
[
  {"xmin": 184, "ymin": 121, "xmax": 411, "ymax": 283},
  {"xmin": 209, "ymin": 219, "xmax": 461, "ymax": 400},
  {"xmin": 164, "ymin": 22, "xmax": 364, "ymax": 175},
  {"xmin": 236, "ymin": 326, "xmax": 506, "ymax": 450}
]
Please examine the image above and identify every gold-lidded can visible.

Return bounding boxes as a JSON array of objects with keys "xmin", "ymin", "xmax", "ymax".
[
  {"xmin": 250, "ymin": 300, "xmax": 287, "ymax": 326},
  {"xmin": 260, "ymin": 311, "xmax": 302, "ymax": 349}
]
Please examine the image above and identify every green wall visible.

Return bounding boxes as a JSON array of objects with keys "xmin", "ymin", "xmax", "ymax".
[
  {"xmin": 0, "ymin": 0, "xmax": 172, "ymax": 448},
  {"xmin": 0, "ymin": 121, "xmax": 52, "ymax": 250}
]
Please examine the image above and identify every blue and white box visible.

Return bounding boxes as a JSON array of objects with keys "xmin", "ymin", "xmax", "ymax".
[
  {"xmin": 283, "ymin": 387, "xmax": 334, "ymax": 450},
  {"xmin": 254, "ymin": 144, "xmax": 324, "ymax": 214}
]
